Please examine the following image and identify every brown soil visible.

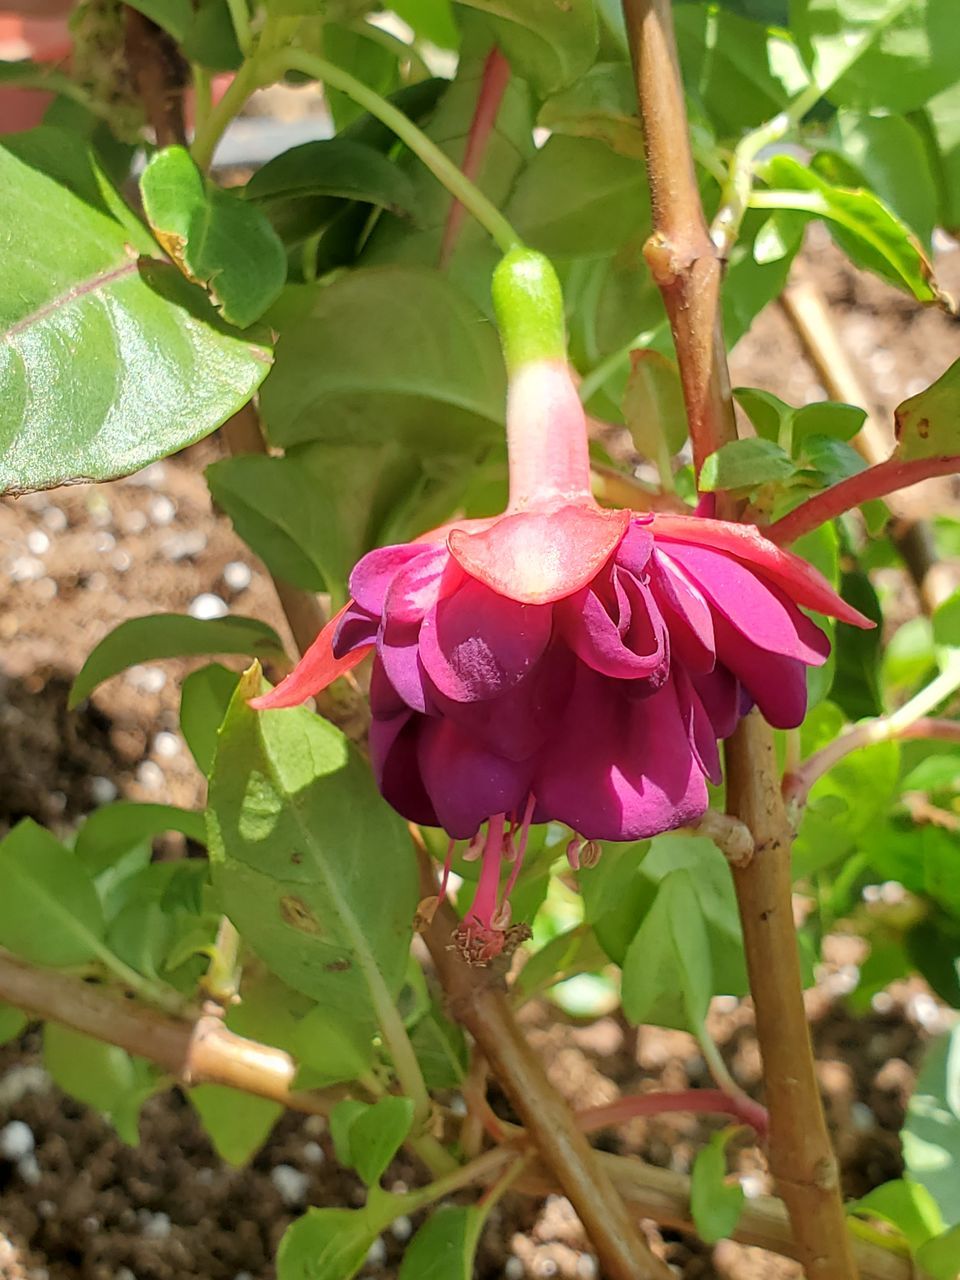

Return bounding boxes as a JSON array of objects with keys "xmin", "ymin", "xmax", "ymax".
[{"xmin": 1, "ymin": 236, "xmax": 959, "ymax": 1279}]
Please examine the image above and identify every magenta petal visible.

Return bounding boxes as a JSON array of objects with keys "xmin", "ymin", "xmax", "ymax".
[
  {"xmin": 712, "ymin": 614, "xmax": 809, "ymax": 728},
  {"xmin": 370, "ymin": 712, "xmax": 438, "ymax": 828},
  {"xmin": 559, "ymin": 573, "xmax": 667, "ymax": 681},
  {"xmin": 418, "ymin": 578, "xmax": 553, "ymax": 704},
  {"xmin": 691, "ymin": 664, "xmax": 742, "ymax": 739},
  {"xmin": 535, "ymin": 666, "xmax": 708, "ymax": 841},
  {"xmin": 447, "ymin": 502, "xmax": 630, "ymax": 605},
  {"xmin": 332, "ymin": 603, "xmax": 379, "ymax": 657},
  {"xmin": 649, "ymin": 550, "xmax": 716, "ymax": 674},
  {"xmin": 349, "ymin": 544, "xmax": 431, "ymax": 616},
  {"xmin": 658, "ymin": 543, "xmax": 830, "ymax": 666},
  {"xmin": 379, "ymin": 618, "xmax": 430, "ymax": 714},
  {"xmin": 382, "ymin": 545, "xmax": 451, "ymax": 625},
  {"xmin": 615, "ymin": 518, "xmax": 655, "ymax": 577},
  {"xmin": 418, "ymin": 717, "xmax": 532, "ymax": 839},
  {"xmin": 674, "ymin": 666, "xmax": 722, "ymax": 785}
]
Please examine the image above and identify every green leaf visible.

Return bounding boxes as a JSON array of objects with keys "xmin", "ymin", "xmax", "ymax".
[
  {"xmin": 391, "ymin": 0, "xmax": 459, "ymax": 47},
  {"xmin": 44, "ymin": 1023, "xmax": 159, "ymax": 1143},
  {"xmin": 674, "ymin": 3, "xmax": 810, "ymax": 135},
  {"xmin": 180, "ymin": 663, "xmax": 240, "ymax": 775},
  {"xmin": 410, "ymin": 1010, "xmax": 468, "ymax": 1089},
  {"xmin": 0, "ymin": 136, "xmax": 271, "ymax": 496},
  {"xmin": 894, "ymin": 357, "xmax": 960, "ymax": 461},
  {"xmin": 340, "ymin": 1097, "xmax": 414, "ymax": 1187},
  {"xmin": 622, "ymin": 349, "xmax": 688, "ymax": 458},
  {"xmin": 733, "ymin": 387, "xmax": 793, "ymax": 443},
  {"xmin": 206, "ymin": 667, "xmax": 418, "ymax": 1031},
  {"xmin": 190, "ymin": 1084, "xmax": 282, "ymax": 1166},
  {"xmin": 925, "ymin": 80, "xmax": 960, "ymax": 234},
  {"xmin": 849, "ymin": 1178, "xmax": 944, "ymax": 1251},
  {"xmin": 699, "ymin": 438, "xmax": 798, "ymax": 492},
  {"xmin": 916, "ymin": 1226, "xmax": 960, "ymax": 1280},
  {"xmin": 70, "ymin": 614, "xmax": 285, "ymax": 707},
  {"xmin": 330, "ymin": 1100, "xmax": 369, "ymax": 1168},
  {"xmin": 457, "ymin": 0, "xmax": 598, "ymax": 95},
  {"xmin": 539, "ymin": 62, "xmax": 645, "ymax": 159},
  {"xmin": 882, "ymin": 616, "xmax": 936, "ymax": 696},
  {"xmin": 933, "ymin": 590, "xmax": 960, "ymax": 649},
  {"xmin": 829, "ymin": 570, "xmax": 884, "ymax": 719},
  {"xmin": 291, "ymin": 1005, "xmax": 375, "ymax": 1089},
  {"xmin": 181, "ymin": 0, "xmax": 243, "ymax": 69},
  {"xmin": 506, "ymin": 135, "xmax": 649, "ymax": 259},
  {"xmin": 0, "ymin": 1003, "xmax": 27, "ymax": 1046},
  {"xmin": 75, "ymin": 802, "xmax": 206, "ymax": 876},
  {"xmin": 126, "ymin": 0, "xmax": 193, "ymax": 40},
  {"xmin": 792, "ymin": 401, "xmax": 867, "ymax": 444},
  {"xmin": 398, "ymin": 1205, "xmax": 486, "ymax": 1280},
  {"xmin": 758, "ymin": 154, "xmax": 939, "ymax": 301},
  {"xmin": 794, "ymin": 740, "xmax": 900, "ymax": 877},
  {"xmin": 691, "ymin": 1129, "xmax": 746, "ymax": 1245},
  {"xmin": 260, "ymin": 266, "xmax": 505, "ymax": 452},
  {"xmin": 246, "ymin": 138, "xmax": 418, "ymax": 214},
  {"xmin": 141, "ymin": 147, "xmax": 286, "ymax": 329},
  {"xmin": 322, "ymin": 24, "xmax": 400, "ymax": 129},
  {"xmin": 791, "ymin": 0, "xmax": 960, "ymax": 113},
  {"xmin": 515, "ymin": 926, "xmax": 610, "ymax": 1003},
  {"xmin": 903, "ymin": 1025, "xmax": 960, "ymax": 1223},
  {"xmin": 0, "ymin": 820, "xmax": 106, "ymax": 967},
  {"xmin": 277, "ymin": 1205, "xmax": 388, "ymax": 1280},
  {"xmin": 621, "ymin": 868, "xmax": 713, "ymax": 1032}
]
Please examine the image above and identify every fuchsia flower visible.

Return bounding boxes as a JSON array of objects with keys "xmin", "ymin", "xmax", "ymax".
[{"xmin": 253, "ymin": 250, "xmax": 872, "ymax": 963}]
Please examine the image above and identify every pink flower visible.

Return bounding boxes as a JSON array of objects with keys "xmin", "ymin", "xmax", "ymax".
[{"xmin": 252, "ymin": 250, "xmax": 872, "ymax": 961}]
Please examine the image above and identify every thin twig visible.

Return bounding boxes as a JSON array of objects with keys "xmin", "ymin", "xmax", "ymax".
[
  {"xmin": 578, "ymin": 1089, "xmax": 768, "ymax": 1138},
  {"xmin": 623, "ymin": 3, "xmax": 858, "ymax": 1275}
]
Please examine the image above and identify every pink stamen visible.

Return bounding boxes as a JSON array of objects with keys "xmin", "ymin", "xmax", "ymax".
[
  {"xmin": 468, "ymin": 815, "xmax": 506, "ymax": 931},
  {"xmin": 500, "ymin": 793, "xmax": 536, "ymax": 910}
]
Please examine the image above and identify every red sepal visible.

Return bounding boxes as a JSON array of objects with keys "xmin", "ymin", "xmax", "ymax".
[{"xmin": 249, "ymin": 603, "xmax": 372, "ymax": 710}]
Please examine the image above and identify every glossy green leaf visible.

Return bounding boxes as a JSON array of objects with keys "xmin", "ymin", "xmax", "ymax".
[
  {"xmin": 700, "ymin": 438, "xmax": 798, "ymax": 492},
  {"xmin": 791, "ymin": 0, "xmax": 960, "ymax": 113},
  {"xmin": 398, "ymin": 1205, "xmax": 485, "ymax": 1280},
  {"xmin": 0, "ymin": 137, "xmax": 271, "ymax": 496},
  {"xmin": 758, "ymin": 154, "xmax": 939, "ymax": 301},
  {"xmin": 829, "ymin": 570, "xmax": 884, "ymax": 719},
  {"xmin": 793, "ymin": 401, "xmax": 868, "ymax": 444},
  {"xmin": 849, "ymin": 1178, "xmax": 944, "ymax": 1251},
  {"xmin": 621, "ymin": 868, "xmax": 713, "ymax": 1032},
  {"xmin": 903, "ymin": 1026, "xmax": 960, "ymax": 1223},
  {"xmin": 75, "ymin": 802, "xmax": 206, "ymax": 875},
  {"xmin": 894, "ymin": 357, "xmax": 960, "ymax": 461},
  {"xmin": 0, "ymin": 1003, "xmax": 27, "ymax": 1046},
  {"xmin": 70, "ymin": 614, "xmax": 285, "ymax": 707},
  {"xmin": 260, "ymin": 266, "xmax": 505, "ymax": 451},
  {"xmin": 675, "ymin": 3, "xmax": 810, "ymax": 134},
  {"xmin": 190, "ymin": 1084, "xmax": 282, "ymax": 1166},
  {"xmin": 538, "ymin": 62, "xmax": 645, "ymax": 158},
  {"xmin": 179, "ymin": 663, "xmax": 240, "ymax": 775},
  {"xmin": 277, "ymin": 1205, "xmax": 388, "ymax": 1280},
  {"xmin": 691, "ymin": 1129, "xmax": 746, "ymax": 1245},
  {"xmin": 457, "ymin": 0, "xmax": 598, "ymax": 95},
  {"xmin": 0, "ymin": 821, "xmax": 105, "ymax": 967},
  {"xmin": 506, "ymin": 135, "xmax": 649, "ymax": 259},
  {"xmin": 141, "ymin": 147, "xmax": 286, "ymax": 329},
  {"xmin": 246, "ymin": 138, "xmax": 418, "ymax": 213},
  {"xmin": 733, "ymin": 387, "xmax": 792, "ymax": 443},
  {"xmin": 206, "ymin": 667, "xmax": 418, "ymax": 1031}
]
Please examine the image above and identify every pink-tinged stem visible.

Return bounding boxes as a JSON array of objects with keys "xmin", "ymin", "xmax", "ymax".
[
  {"xmin": 784, "ymin": 717, "xmax": 960, "ymax": 809},
  {"xmin": 439, "ymin": 46, "xmax": 511, "ymax": 268},
  {"xmin": 506, "ymin": 360, "xmax": 596, "ymax": 508},
  {"xmin": 763, "ymin": 455, "xmax": 960, "ymax": 546},
  {"xmin": 577, "ymin": 1089, "xmax": 769, "ymax": 1138}
]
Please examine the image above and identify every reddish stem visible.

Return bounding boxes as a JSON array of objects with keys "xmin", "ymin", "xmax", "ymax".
[
  {"xmin": 577, "ymin": 1089, "xmax": 769, "ymax": 1138},
  {"xmin": 439, "ymin": 46, "xmax": 511, "ymax": 268},
  {"xmin": 763, "ymin": 455, "xmax": 960, "ymax": 546}
]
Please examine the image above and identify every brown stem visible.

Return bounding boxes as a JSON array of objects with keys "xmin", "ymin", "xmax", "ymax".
[
  {"xmin": 123, "ymin": 6, "xmax": 188, "ymax": 148},
  {"xmin": 0, "ymin": 949, "xmax": 341, "ymax": 1116},
  {"xmin": 784, "ymin": 716, "xmax": 960, "ymax": 809},
  {"xmin": 439, "ymin": 46, "xmax": 511, "ymax": 268},
  {"xmin": 780, "ymin": 271, "xmax": 956, "ymax": 613},
  {"xmin": 418, "ymin": 851, "xmax": 674, "ymax": 1280},
  {"xmin": 763, "ymin": 455, "xmax": 960, "ymax": 548},
  {"xmin": 578, "ymin": 1089, "xmax": 769, "ymax": 1138},
  {"xmin": 623, "ymin": 3, "xmax": 857, "ymax": 1275},
  {"xmin": 622, "ymin": 0, "xmax": 736, "ymax": 477}
]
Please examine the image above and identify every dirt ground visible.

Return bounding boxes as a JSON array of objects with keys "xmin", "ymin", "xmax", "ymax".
[{"xmin": 1, "ymin": 232, "xmax": 959, "ymax": 1279}]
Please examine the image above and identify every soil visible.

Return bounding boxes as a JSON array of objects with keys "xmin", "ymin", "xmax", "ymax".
[{"xmin": 1, "ymin": 233, "xmax": 959, "ymax": 1280}]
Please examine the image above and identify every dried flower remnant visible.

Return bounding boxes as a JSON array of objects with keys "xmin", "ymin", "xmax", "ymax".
[{"xmin": 252, "ymin": 249, "xmax": 872, "ymax": 962}]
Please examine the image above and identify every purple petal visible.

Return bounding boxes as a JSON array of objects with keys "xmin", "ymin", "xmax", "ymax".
[
  {"xmin": 534, "ymin": 666, "xmax": 708, "ymax": 841},
  {"xmin": 369, "ymin": 712, "xmax": 438, "ymax": 828},
  {"xmin": 657, "ymin": 542, "xmax": 830, "ymax": 666},
  {"xmin": 418, "ymin": 577, "xmax": 553, "ymax": 704},
  {"xmin": 712, "ymin": 613, "xmax": 809, "ymax": 728},
  {"xmin": 674, "ymin": 666, "xmax": 722, "ymax": 785},
  {"xmin": 558, "ymin": 571, "xmax": 668, "ymax": 681},
  {"xmin": 690, "ymin": 664, "xmax": 742, "ymax": 739},
  {"xmin": 418, "ymin": 717, "xmax": 532, "ymax": 838},
  {"xmin": 382, "ymin": 545, "xmax": 450, "ymax": 625},
  {"xmin": 349, "ymin": 543, "xmax": 433, "ymax": 616},
  {"xmin": 378, "ymin": 616, "xmax": 430, "ymax": 714},
  {"xmin": 649, "ymin": 550, "xmax": 716, "ymax": 674},
  {"xmin": 332, "ymin": 602, "xmax": 379, "ymax": 658},
  {"xmin": 616, "ymin": 517, "xmax": 655, "ymax": 577}
]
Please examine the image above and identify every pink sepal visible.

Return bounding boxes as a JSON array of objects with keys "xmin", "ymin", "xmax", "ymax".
[
  {"xmin": 249, "ymin": 603, "xmax": 372, "ymax": 710},
  {"xmin": 652, "ymin": 514, "xmax": 874, "ymax": 629}
]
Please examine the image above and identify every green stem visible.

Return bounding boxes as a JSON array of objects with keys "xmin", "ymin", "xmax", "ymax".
[
  {"xmin": 350, "ymin": 19, "xmax": 434, "ymax": 81},
  {"xmin": 267, "ymin": 47, "xmax": 522, "ymax": 253},
  {"xmin": 191, "ymin": 63, "xmax": 213, "ymax": 139},
  {"xmin": 190, "ymin": 56, "xmax": 264, "ymax": 170},
  {"xmin": 365, "ymin": 964, "xmax": 436, "ymax": 1135},
  {"xmin": 225, "ymin": 0, "xmax": 253, "ymax": 56}
]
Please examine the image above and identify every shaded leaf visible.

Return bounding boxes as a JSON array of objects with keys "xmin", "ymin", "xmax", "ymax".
[
  {"xmin": 457, "ymin": 0, "xmax": 598, "ymax": 95},
  {"xmin": 691, "ymin": 1129, "xmax": 746, "ymax": 1245},
  {"xmin": 179, "ymin": 663, "xmax": 240, "ymax": 775},
  {"xmin": 894, "ymin": 357, "xmax": 960, "ymax": 461},
  {"xmin": 70, "ymin": 614, "xmax": 285, "ymax": 707},
  {"xmin": 902, "ymin": 1025, "xmax": 960, "ymax": 1223},
  {"xmin": 190, "ymin": 1084, "xmax": 282, "ymax": 1166},
  {"xmin": 75, "ymin": 802, "xmax": 206, "ymax": 875},
  {"xmin": 621, "ymin": 868, "xmax": 713, "ymax": 1032}
]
